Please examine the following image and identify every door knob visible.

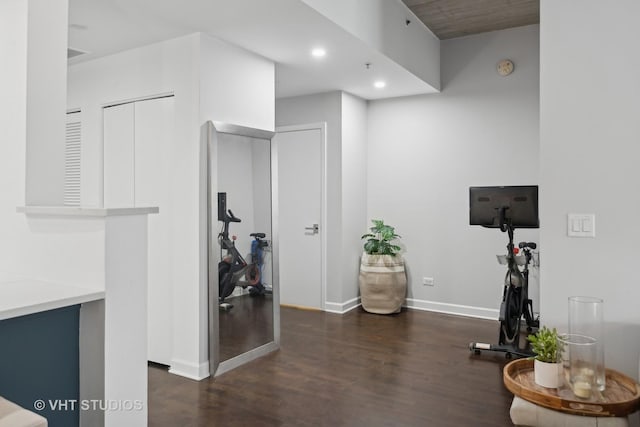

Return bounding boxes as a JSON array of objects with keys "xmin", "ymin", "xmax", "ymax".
[{"xmin": 304, "ymin": 224, "xmax": 319, "ymax": 234}]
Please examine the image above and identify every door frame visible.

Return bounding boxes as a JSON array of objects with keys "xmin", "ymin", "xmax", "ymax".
[{"xmin": 274, "ymin": 122, "xmax": 327, "ymax": 310}]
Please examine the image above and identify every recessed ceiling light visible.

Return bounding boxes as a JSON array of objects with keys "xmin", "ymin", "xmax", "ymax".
[
  {"xmin": 311, "ymin": 48, "xmax": 326, "ymax": 58},
  {"xmin": 374, "ymin": 81, "xmax": 386, "ymax": 89}
]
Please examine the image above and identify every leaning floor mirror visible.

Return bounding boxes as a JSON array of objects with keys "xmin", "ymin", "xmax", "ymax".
[{"xmin": 203, "ymin": 120, "xmax": 279, "ymax": 376}]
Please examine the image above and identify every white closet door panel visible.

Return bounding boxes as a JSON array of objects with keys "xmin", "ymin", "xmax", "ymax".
[
  {"xmin": 104, "ymin": 103, "xmax": 135, "ymax": 207},
  {"xmin": 135, "ymin": 97, "xmax": 175, "ymax": 366}
]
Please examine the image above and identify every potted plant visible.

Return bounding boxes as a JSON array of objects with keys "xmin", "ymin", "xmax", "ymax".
[
  {"xmin": 528, "ymin": 326, "xmax": 562, "ymax": 388},
  {"xmin": 359, "ymin": 220, "xmax": 407, "ymax": 314}
]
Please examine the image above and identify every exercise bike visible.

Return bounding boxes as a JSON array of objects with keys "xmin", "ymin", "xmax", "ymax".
[
  {"xmin": 468, "ymin": 186, "xmax": 540, "ymax": 359},
  {"xmin": 469, "ymin": 230, "xmax": 540, "ymax": 358},
  {"xmin": 217, "ymin": 193, "xmax": 268, "ymax": 309}
]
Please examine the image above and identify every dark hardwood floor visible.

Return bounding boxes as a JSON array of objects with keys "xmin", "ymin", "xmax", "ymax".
[
  {"xmin": 219, "ymin": 293, "xmax": 273, "ymax": 361},
  {"xmin": 149, "ymin": 307, "xmax": 516, "ymax": 426}
]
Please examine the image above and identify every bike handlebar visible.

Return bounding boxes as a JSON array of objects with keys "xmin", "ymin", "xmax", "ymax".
[
  {"xmin": 518, "ymin": 241, "xmax": 537, "ymax": 250},
  {"xmin": 226, "ymin": 209, "xmax": 241, "ymax": 223}
]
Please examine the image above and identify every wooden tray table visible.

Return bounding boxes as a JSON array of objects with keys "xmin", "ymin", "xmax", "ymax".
[{"xmin": 503, "ymin": 358, "xmax": 640, "ymax": 417}]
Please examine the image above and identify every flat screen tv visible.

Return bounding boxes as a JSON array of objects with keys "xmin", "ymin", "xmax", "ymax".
[
  {"xmin": 218, "ymin": 192, "xmax": 227, "ymax": 221},
  {"xmin": 469, "ymin": 186, "xmax": 539, "ymax": 229}
]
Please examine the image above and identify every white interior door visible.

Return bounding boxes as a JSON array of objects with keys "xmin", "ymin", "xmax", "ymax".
[
  {"xmin": 134, "ymin": 97, "xmax": 174, "ymax": 366},
  {"xmin": 276, "ymin": 125, "xmax": 324, "ymax": 309}
]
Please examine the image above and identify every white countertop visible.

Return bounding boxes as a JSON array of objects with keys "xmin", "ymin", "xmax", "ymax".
[
  {"xmin": 0, "ymin": 279, "xmax": 105, "ymax": 321},
  {"xmin": 17, "ymin": 206, "xmax": 159, "ymax": 217}
]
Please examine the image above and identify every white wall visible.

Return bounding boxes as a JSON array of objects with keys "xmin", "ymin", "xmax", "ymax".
[
  {"xmin": 251, "ymin": 141, "xmax": 273, "ymax": 287},
  {"xmin": 25, "ymin": 0, "xmax": 67, "ymax": 206},
  {"xmin": 0, "ymin": 0, "xmax": 105, "ymax": 287},
  {"xmin": 367, "ymin": 25, "xmax": 540, "ymax": 318},
  {"xmin": 276, "ymin": 92, "xmax": 343, "ymax": 303},
  {"xmin": 540, "ymin": 0, "xmax": 640, "ymax": 382},
  {"xmin": 217, "ymin": 135, "xmax": 257, "ymax": 258},
  {"xmin": 199, "ymin": 34, "xmax": 275, "ymax": 132},
  {"xmin": 251, "ymin": 141, "xmax": 272, "ymax": 240},
  {"xmin": 340, "ymin": 93, "xmax": 368, "ymax": 303},
  {"xmin": 69, "ymin": 33, "xmax": 275, "ymax": 380},
  {"xmin": 300, "ymin": 0, "xmax": 440, "ymax": 91}
]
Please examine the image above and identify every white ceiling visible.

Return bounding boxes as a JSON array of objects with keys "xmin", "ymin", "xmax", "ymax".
[{"xmin": 67, "ymin": 0, "xmax": 438, "ymax": 100}]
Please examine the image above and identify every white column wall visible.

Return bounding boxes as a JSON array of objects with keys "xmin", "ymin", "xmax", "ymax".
[
  {"xmin": 25, "ymin": 0, "xmax": 68, "ymax": 206},
  {"xmin": 0, "ymin": 0, "xmax": 29, "ymax": 275},
  {"xmin": 540, "ymin": 0, "xmax": 640, "ymax": 381},
  {"xmin": 340, "ymin": 93, "xmax": 368, "ymax": 304},
  {"xmin": 103, "ymin": 214, "xmax": 149, "ymax": 427},
  {"xmin": 367, "ymin": 25, "xmax": 540, "ymax": 317}
]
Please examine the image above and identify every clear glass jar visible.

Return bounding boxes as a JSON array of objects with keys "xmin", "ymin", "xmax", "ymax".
[{"xmin": 568, "ymin": 296, "xmax": 605, "ymax": 391}]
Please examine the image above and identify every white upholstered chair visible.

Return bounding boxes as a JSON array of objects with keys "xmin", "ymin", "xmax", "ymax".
[
  {"xmin": 510, "ymin": 396, "xmax": 631, "ymax": 427},
  {"xmin": 0, "ymin": 396, "xmax": 47, "ymax": 427}
]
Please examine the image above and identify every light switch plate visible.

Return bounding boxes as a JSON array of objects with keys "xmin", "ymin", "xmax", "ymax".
[{"xmin": 568, "ymin": 214, "xmax": 595, "ymax": 238}]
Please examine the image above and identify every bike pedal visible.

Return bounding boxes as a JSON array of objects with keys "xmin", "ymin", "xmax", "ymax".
[{"xmin": 219, "ymin": 302, "xmax": 234, "ymax": 310}]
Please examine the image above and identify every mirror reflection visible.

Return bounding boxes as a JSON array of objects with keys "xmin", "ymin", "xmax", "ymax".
[{"xmin": 216, "ymin": 132, "xmax": 273, "ymax": 363}]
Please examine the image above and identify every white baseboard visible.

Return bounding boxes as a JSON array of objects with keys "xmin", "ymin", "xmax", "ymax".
[
  {"xmin": 324, "ymin": 297, "xmax": 361, "ymax": 314},
  {"xmin": 404, "ymin": 298, "xmax": 499, "ymax": 321},
  {"xmin": 323, "ymin": 297, "xmax": 496, "ymax": 320},
  {"xmin": 168, "ymin": 358, "xmax": 210, "ymax": 381}
]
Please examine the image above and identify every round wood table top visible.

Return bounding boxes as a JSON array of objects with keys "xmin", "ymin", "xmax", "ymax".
[{"xmin": 503, "ymin": 358, "xmax": 640, "ymax": 417}]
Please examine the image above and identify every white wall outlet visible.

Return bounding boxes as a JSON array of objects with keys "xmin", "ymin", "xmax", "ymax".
[{"xmin": 423, "ymin": 277, "xmax": 434, "ymax": 286}]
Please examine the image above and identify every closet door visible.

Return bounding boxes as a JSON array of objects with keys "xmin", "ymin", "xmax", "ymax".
[
  {"xmin": 103, "ymin": 97, "xmax": 175, "ymax": 366},
  {"xmin": 103, "ymin": 103, "xmax": 135, "ymax": 207},
  {"xmin": 134, "ymin": 97, "xmax": 175, "ymax": 366}
]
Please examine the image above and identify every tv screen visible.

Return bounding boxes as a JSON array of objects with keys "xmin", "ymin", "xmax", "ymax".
[
  {"xmin": 469, "ymin": 186, "xmax": 539, "ymax": 229},
  {"xmin": 218, "ymin": 192, "xmax": 227, "ymax": 221}
]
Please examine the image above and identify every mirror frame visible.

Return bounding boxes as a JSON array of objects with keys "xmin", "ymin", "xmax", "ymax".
[{"xmin": 203, "ymin": 120, "xmax": 280, "ymax": 377}]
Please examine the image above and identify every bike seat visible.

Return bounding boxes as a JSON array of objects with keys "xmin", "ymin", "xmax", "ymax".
[{"xmin": 250, "ymin": 232, "xmax": 266, "ymax": 239}]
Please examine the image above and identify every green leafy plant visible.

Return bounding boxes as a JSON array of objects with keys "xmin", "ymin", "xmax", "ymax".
[
  {"xmin": 527, "ymin": 326, "xmax": 559, "ymax": 363},
  {"xmin": 361, "ymin": 219, "xmax": 401, "ymax": 256}
]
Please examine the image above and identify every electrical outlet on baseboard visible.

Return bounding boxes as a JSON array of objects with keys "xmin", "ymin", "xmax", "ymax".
[{"xmin": 423, "ymin": 277, "xmax": 434, "ymax": 286}]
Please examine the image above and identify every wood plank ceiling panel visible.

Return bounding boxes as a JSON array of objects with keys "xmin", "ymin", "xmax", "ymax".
[{"xmin": 401, "ymin": 0, "xmax": 539, "ymax": 40}]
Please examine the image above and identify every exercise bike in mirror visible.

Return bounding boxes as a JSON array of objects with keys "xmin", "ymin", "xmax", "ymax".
[{"xmin": 203, "ymin": 121, "xmax": 279, "ymax": 376}]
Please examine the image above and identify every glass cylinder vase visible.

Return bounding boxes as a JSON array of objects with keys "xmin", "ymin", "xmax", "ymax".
[
  {"xmin": 557, "ymin": 333, "xmax": 598, "ymax": 400},
  {"xmin": 568, "ymin": 296, "xmax": 605, "ymax": 391}
]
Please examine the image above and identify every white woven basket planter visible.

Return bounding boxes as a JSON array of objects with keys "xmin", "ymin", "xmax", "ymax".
[{"xmin": 359, "ymin": 253, "xmax": 407, "ymax": 314}]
